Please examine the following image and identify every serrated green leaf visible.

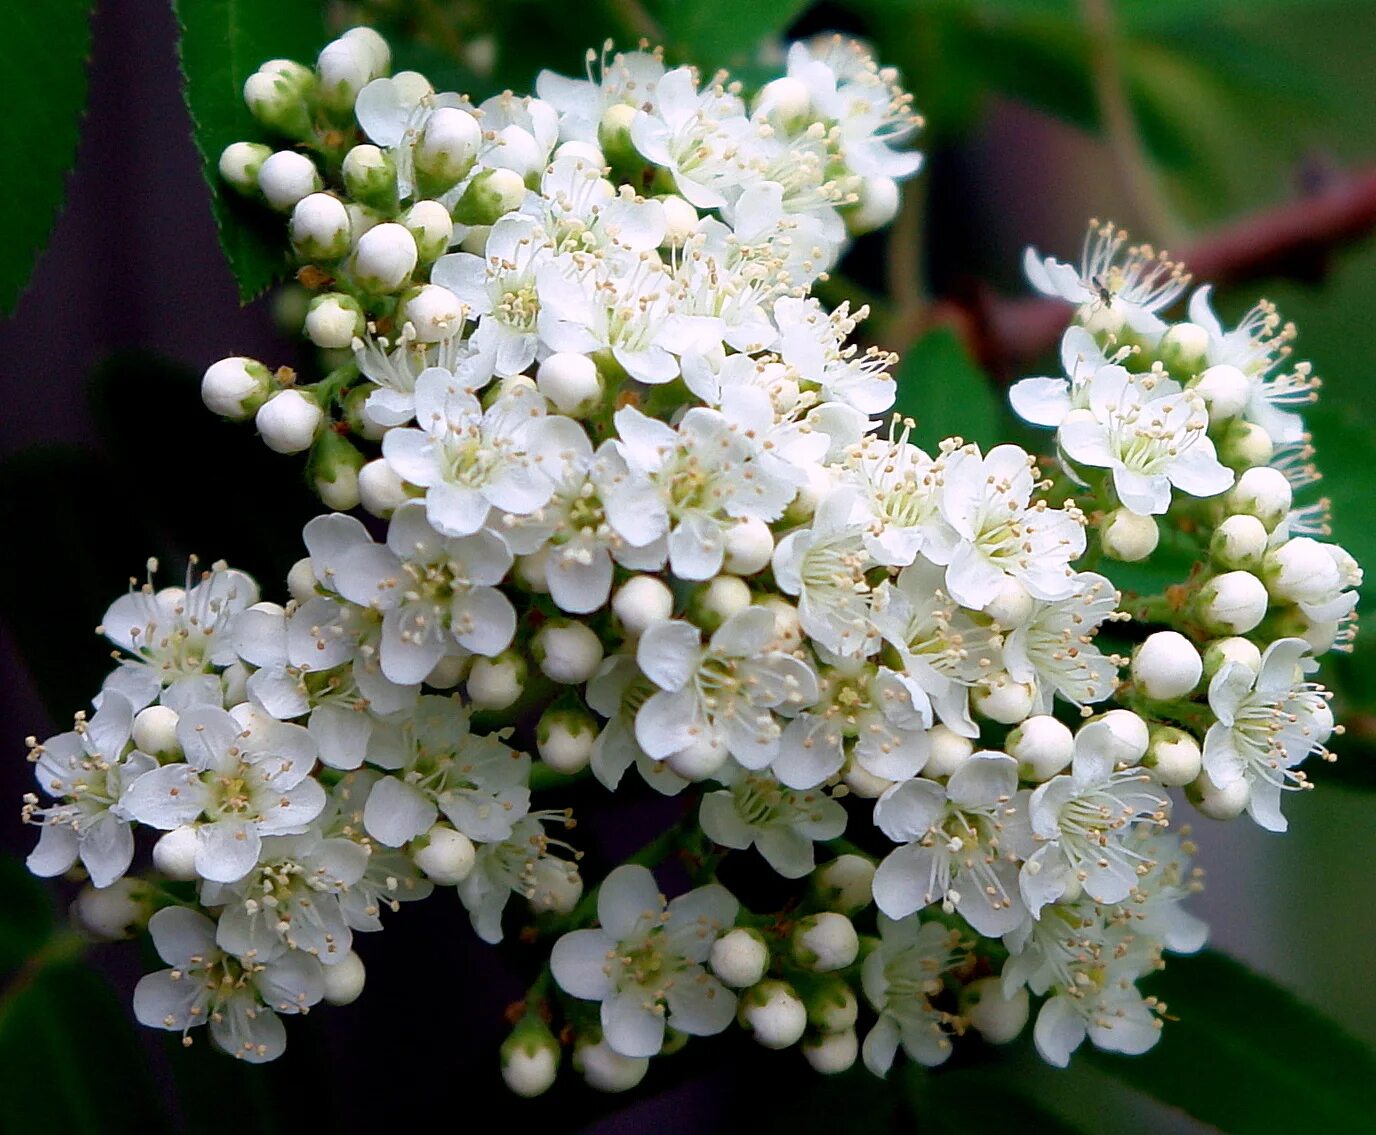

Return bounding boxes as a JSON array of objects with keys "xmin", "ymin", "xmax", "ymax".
[
  {"xmin": 653, "ymin": 0, "xmax": 813, "ymax": 70},
  {"xmin": 173, "ymin": 0, "xmax": 326, "ymax": 302},
  {"xmin": 1089, "ymin": 949, "xmax": 1376, "ymax": 1132},
  {"xmin": 895, "ymin": 325, "xmax": 1004, "ymax": 450},
  {"xmin": 0, "ymin": 0, "xmax": 92, "ymax": 313}
]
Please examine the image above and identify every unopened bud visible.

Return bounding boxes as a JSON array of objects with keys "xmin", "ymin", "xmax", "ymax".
[
  {"xmin": 1007, "ymin": 715, "xmax": 1074, "ymax": 782},
  {"xmin": 1217, "ymin": 419, "xmax": 1274, "ymax": 471},
  {"xmin": 415, "ymin": 107, "xmax": 482, "ymax": 192},
  {"xmin": 1202, "ymin": 635, "xmax": 1262, "ymax": 678},
  {"xmin": 814, "ymin": 854, "xmax": 875, "ymax": 915},
  {"xmin": 847, "ymin": 176, "xmax": 901, "ymax": 236},
  {"xmin": 452, "ymin": 167, "xmax": 528, "ymax": 226},
  {"xmin": 574, "ymin": 1037, "xmax": 648, "ymax": 1092},
  {"xmin": 1226, "ymin": 466, "xmax": 1292, "ymax": 530},
  {"xmin": 753, "ymin": 76, "xmax": 813, "ymax": 131},
  {"xmin": 202, "ymin": 356, "xmax": 272, "ymax": 420},
  {"xmin": 1187, "ymin": 770, "xmax": 1250, "ymax": 820},
  {"xmin": 132, "ymin": 705, "xmax": 179, "ymax": 758},
  {"xmin": 710, "ymin": 927, "xmax": 769, "ymax": 988},
  {"xmin": 1197, "ymin": 570, "xmax": 1269, "ymax": 635},
  {"xmin": 358, "ymin": 458, "xmax": 411, "ymax": 517},
  {"xmin": 1158, "ymin": 321, "xmax": 1209, "ymax": 377},
  {"xmin": 218, "ymin": 141, "xmax": 272, "ymax": 194},
  {"xmin": 1080, "ymin": 709, "xmax": 1149, "ymax": 765},
  {"xmin": 317, "ymin": 36, "xmax": 379, "ymax": 114},
  {"xmin": 1192, "ymin": 364, "xmax": 1250, "ymax": 421},
  {"xmin": 321, "ymin": 950, "xmax": 367, "ymax": 1005},
  {"xmin": 1211, "ymin": 513, "xmax": 1268, "ymax": 571},
  {"xmin": 665, "ymin": 734, "xmax": 730, "ymax": 780},
  {"xmin": 256, "ymin": 389, "xmax": 323, "ymax": 454},
  {"xmin": 304, "ymin": 293, "xmax": 365, "ymax": 349},
  {"xmin": 71, "ymin": 878, "xmax": 154, "ymax": 941},
  {"xmin": 792, "ymin": 912, "xmax": 859, "ymax": 973},
  {"xmin": 257, "ymin": 150, "xmax": 322, "ymax": 211},
  {"xmin": 536, "ymin": 351, "xmax": 603, "ymax": 416},
  {"xmin": 972, "ymin": 671, "xmax": 1035, "ymax": 725},
  {"xmin": 721, "ymin": 517, "xmax": 775, "ymax": 576},
  {"xmin": 402, "ymin": 284, "xmax": 466, "ymax": 343},
  {"xmin": 982, "ymin": 576, "xmax": 1034, "ymax": 628},
  {"xmin": 740, "ymin": 980, "xmax": 807, "ymax": 1050},
  {"xmin": 598, "ymin": 103, "xmax": 639, "ymax": 167},
  {"xmin": 537, "ymin": 705, "xmax": 598, "ymax": 774},
  {"xmin": 533, "ymin": 620, "xmax": 603, "ymax": 684},
  {"xmin": 311, "ymin": 431, "xmax": 364, "ymax": 509},
  {"xmin": 466, "ymin": 650, "xmax": 526, "ymax": 710},
  {"xmin": 1144, "ymin": 725, "xmax": 1203, "ymax": 787},
  {"xmin": 613, "ymin": 575, "xmax": 674, "ymax": 636},
  {"xmin": 690, "ymin": 575, "xmax": 752, "ymax": 632},
  {"xmin": 1100, "ymin": 507, "xmax": 1159, "ymax": 562},
  {"xmin": 342, "ymin": 144, "xmax": 399, "ymax": 210},
  {"xmin": 962, "ymin": 977, "xmax": 1029, "ymax": 1045},
  {"xmin": 290, "ymin": 193, "xmax": 352, "ymax": 260},
  {"xmin": 659, "ymin": 194, "xmax": 699, "ymax": 247},
  {"xmin": 151, "ymin": 826, "xmax": 199, "ymax": 881},
  {"xmin": 803, "ymin": 1028, "xmax": 858, "ymax": 1074},
  {"xmin": 351, "ymin": 222, "xmax": 418, "ymax": 292},
  {"xmin": 501, "ymin": 1017, "xmax": 560, "ymax": 1098},
  {"xmin": 402, "ymin": 200, "xmax": 455, "ymax": 263},
  {"xmin": 1131, "ymin": 631, "xmax": 1203, "ymax": 700},
  {"xmin": 1263, "ymin": 537, "xmax": 1342, "ymax": 605},
  {"xmin": 243, "ymin": 64, "xmax": 314, "ymax": 139},
  {"xmin": 413, "ymin": 824, "xmax": 476, "ymax": 884}
]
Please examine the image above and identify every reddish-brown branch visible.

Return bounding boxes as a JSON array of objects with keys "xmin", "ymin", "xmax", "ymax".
[{"xmin": 930, "ymin": 166, "xmax": 1376, "ymax": 379}]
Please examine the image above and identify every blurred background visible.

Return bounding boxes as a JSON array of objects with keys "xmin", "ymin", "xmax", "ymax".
[{"xmin": 1, "ymin": 0, "xmax": 1374, "ymax": 1131}]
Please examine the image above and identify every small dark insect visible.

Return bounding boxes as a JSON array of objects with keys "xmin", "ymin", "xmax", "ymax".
[{"xmin": 1091, "ymin": 274, "xmax": 1115, "ymax": 306}]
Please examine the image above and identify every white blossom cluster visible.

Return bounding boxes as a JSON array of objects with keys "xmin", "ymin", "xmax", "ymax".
[{"xmin": 17, "ymin": 27, "xmax": 1360, "ymax": 1094}]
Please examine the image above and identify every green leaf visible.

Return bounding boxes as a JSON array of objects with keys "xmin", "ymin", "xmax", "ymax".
[
  {"xmin": 653, "ymin": 0, "xmax": 813, "ymax": 70},
  {"xmin": 0, "ymin": 0, "xmax": 92, "ymax": 313},
  {"xmin": 0, "ymin": 857, "xmax": 52, "ymax": 973},
  {"xmin": 173, "ymin": 0, "xmax": 326, "ymax": 301},
  {"xmin": 1089, "ymin": 949, "xmax": 1376, "ymax": 1132},
  {"xmin": 894, "ymin": 325, "xmax": 1004, "ymax": 450}
]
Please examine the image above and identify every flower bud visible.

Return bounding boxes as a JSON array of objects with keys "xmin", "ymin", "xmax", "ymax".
[
  {"xmin": 792, "ymin": 912, "xmax": 859, "ymax": 973},
  {"xmin": 311, "ymin": 431, "xmax": 365, "ymax": 510},
  {"xmin": 317, "ymin": 35, "xmax": 381, "ymax": 114},
  {"xmin": 534, "ymin": 620, "xmax": 603, "ymax": 684},
  {"xmin": 962, "ymin": 978, "xmax": 1029, "ymax": 1045},
  {"xmin": 151, "ymin": 826, "xmax": 200, "ymax": 881},
  {"xmin": 718, "ymin": 517, "xmax": 774, "ymax": 576},
  {"xmin": 501, "ymin": 1018, "xmax": 560, "ymax": 1098},
  {"xmin": 598, "ymin": 103, "xmax": 640, "ymax": 167},
  {"xmin": 1082, "ymin": 709, "xmax": 1150, "ymax": 765},
  {"xmin": 710, "ymin": 927, "xmax": 769, "ymax": 988},
  {"xmin": 923, "ymin": 724, "xmax": 974, "ymax": 779},
  {"xmin": 321, "ymin": 950, "xmax": 367, "ymax": 1006},
  {"xmin": 753, "ymin": 76, "xmax": 813, "ymax": 131},
  {"xmin": 1143, "ymin": 725, "xmax": 1203, "ymax": 787},
  {"xmin": 1132, "ymin": 631, "xmax": 1203, "ymax": 700},
  {"xmin": 1187, "ymin": 770, "xmax": 1249, "ymax": 820},
  {"xmin": 690, "ymin": 575, "xmax": 752, "ymax": 632},
  {"xmin": 358, "ymin": 458, "xmax": 411, "ymax": 517},
  {"xmin": 221, "ymin": 661, "xmax": 250, "ymax": 708},
  {"xmin": 413, "ymin": 824, "xmax": 476, "ymax": 884},
  {"xmin": 1225, "ymin": 466, "xmax": 1292, "ymax": 530},
  {"xmin": 243, "ymin": 65, "xmax": 314, "ymax": 139},
  {"xmin": 1216, "ymin": 420, "xmax": 1274, "ymax": 471},
  {"xmin": 1158, "ymin": 321, "xmax": 1209, "ymax": 377},
  {"xmin": 256, "ymin": 150, "xmax": 321, "ymax": 211},
  {"xmin": 841, "ymin": 758, "xmax": 894, "ymax": 799},
  {"xmin": 132, "ymin": 705, "xmax": 179, "ymax": 758},
  {"xmin": 1202, "ymin": 635, "xmax": 1262, "ymax": 678},
  {"xmin": 459, "ymin": 224, "xmax": 491, "ymax": 255},
  {"xmin": 1197, "ymin": 570, "xmax": 1269, "ymax": 635},
  {"xmin": 467, "ymin": 650, "xmax": 527, "ymax": 710},
  {"xmin": 803, "ymin": 1028, "xmax": 858, "ymax": 1074},
  {"xmin": 659, "ymin": 194, "xmax": 699, "ymax": 247},
  {"xmin": 612, "ymin": 575, "xmax": 674, "ymax": 636},
  {"xmin": 218, "ymin": 141, "xmax": 272, "ymax": 194},
  {"xmin": 351, "ymin": 222, "xmax": 418, "ymax": 292},
  {"xmin": 1263, "ymin": 537, "xmax": 1342, "ymax": 605},
  {"xmin": 528, "ymin": 857, "xmax": 583, "ymax": 915},
  {"xmin": 537, "ymin": 705, "xmax": 598, "ymax": 774},
  {"xmin": 972, "ymin": 671, "xmax": 1035, "ymax": 725},
  {"xmin": 202, "ymin": 356, "xmax": 272, "ymax": 420},
  {"xmin": 805, "ymin": 976, "xmax": 859, "ymax": 1033},
  {"xmin": 740, "ymin": 980, "xmax": 808, "ymax": 1050},
  {"xmin": 415, "ymin": 107, "xmax": 482, "ymax": 191},
  {"xmin": 666, "ymin": 734, "xmax": 730, "ymax": 780},
  {"xmin": 402, "ymin": 283, "xmax": 465, "ymax": 343},
  {"xmin": 512, "ymin": 549, "xmax": 550, "ymax": 593},
  {"xmin": 1210, "ymin": 513, "xmax": 1268, "ymax": 572},
  {"xmin": 846, "ymin": 176, "xmax": 901, "ymax": 236},
  {"xmin": 452, "ymin": 167, "xmax": 528, "ymax": 226},
  {"xmin": 342, "ymin": 143, "xmax": 399, "ymax": 210},
  {"xmin": 256, "ymin": 389, "xmax": 323, "ymax": 454},
  {"xmin": 1100, "ymin": 507, "xmax": 1159, "ymax": 562},
  {"xmin": 536, "ymin": 351, "xmax": 603, "ymax": 416},
  {"xmin": 402, "ymin": 199, "xmax": 455, "ymax": 263},
  {"xmin": 425, "ymin": 654, "xmax": 471, "ymax": 690},
  {"xmin": 1191, "ymin": 363, "xmax": 1250, "ymax": 421},
  {"xmin": 304, "ymin": 293, "xmax": 365, "ymax": 348},
  {"xmin": 814, "ymin": 854, "xmax": 875, "ymax": 915},
  {"xmin": 285, "ymin": 558, "xmax": 317, "ymax": 605},
  {"xmin": 554, "ymin": 140, "xmax": 606, "ymax": 166},
  {"xmin": 291, "ymin": 192, "xmax": 352, "ymax": 260},
  {"xmin": 982, "ymin": 576, "xmax": 1034, "ymax": 628},
  {"xmin": 71, "ymin": 878, "xmax": 154, "ymax": 941},
  {"xmin": 574, "ymin": 1037, "xmax": 648, "ymax": 1092},
  {"xmin": 1006, "ymin": 715, "xmax": 1074, "ymax": 782}
]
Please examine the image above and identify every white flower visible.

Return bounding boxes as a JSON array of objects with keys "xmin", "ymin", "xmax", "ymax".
[
  {"xmin": 860, "ymin": 916, "xmax": 968, "ymax": 1076},
  {"xmin": 698, "ymin": 764, "xmax": 847, "ymax": 878},
  {"xmin": 551, "ymin": 865, "xmax": 738, "ymax": 1058},
  {"xmin": 536, "ymin": 47, "xmax": 667, "ymax": 143},
  {"xmin": 457, "ymin": 811, "xmax": 581, "ymax": 943},
  {"xmin": 634, "ymin": 609, "xmax": 817, "ymax": 768},
  {"xmin": 355, "ymin": 72, "xmax": 471, "ymax": 198},
  {"xmin": 872, "ymin": 754, "xmax": 1031, "ymax": 936},
  {"xmin": 526, "ymin": 155, "xmax": 667, "ymax": 254},
  {"xmin": 630, "ymin": 67, "xmax": 752, "ymax": 209},
  {"xmin": 844, "ymin": 430, "xmax": 954, "ymax": 567},
  {"xmin": 774, "ymin": 297, "xmax": 896, "ymax": 416},
  {"xmin": 1009, "ymin": 326, "xmax": 1122, "ymax": 429},
  {"xmin": 1203, "ymin": 637, "xmax": 1333, "ymax": 832},
  {"xmin": 133, "ymin": 906, "xmax": 323, "ymax": 1062},
  {"xmin": 1002, "ymin": 572, "xmax": 1120, "ymax": 713},
  {"xmin": 585, "ymin": 654, "xmax": 691, "ymax": 798},
  {"xmin": 1057, "ymin": 368, "xmax": 1232, "ymax": 515},
  {"xmin": 352, "ymin": 326, "xmax": 481, "ymax": 430}
]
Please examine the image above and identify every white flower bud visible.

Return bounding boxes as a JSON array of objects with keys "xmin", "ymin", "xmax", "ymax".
[
  {"xmin": 501, "ymin": 1023, "xmax": 560, "ymax": 1098},
  {"xmin": 513, "ymin": 548, "xmax": 551, "ymax": 593},
  {"xmin": 710, "ymin": 927, "xmax": 769, "ymax": 989},
  {"xmin": 1226, "ymin": 466, "xmax": 1293, "ymax": 530},
  {"xmin": 1192, "ymin": 363, "xmax": 1251, "ymax": 421},
  {"xmin": 202, "ymin": 356, "xmax": 272, "ymax": 420},
  {"xmin": 740, "ymin": 980, "xmax": 807, "ymax": 1050},
  {"xmin": 666, "ymin": 734, "xmax": 729, "ymax": 780},
  {"xmin": 218, "ymin": 141, "xmax": 272, "ymax": 194},
  {"xmin": 342, "ymin": 143, "xmax": 398, "ymax": 209},
  {"xmin": 758, "ymin": 595, "xmax": 802, "ymax": 651},
  {"xmin": 285, "ymin": 557, "xmax": 318, "ymax": 604},
  {"xmin": 1202, "ymin": 635, "xmax": 1262, "ymax": 678},
  {"xmin": 459, "ymin": 224, "xmax": 491, "ymax": 255},
  {"xmin": 537, "ymin": 706, "xmax": 597, "ymax": 774},
  {"xmin": 1077, "ymin": 301, "xmax": 1125, "ymax": 336},
  {"xmin": 1132, "ymin": 631, "xmax": 1203, "ymax": 700},
  {"xmin": 342, "ymin": 26, "xmax": 390, "ymax": 74},
  {"xmin": 612, "ymin": 575, "xmax": 674, "ymax": 636},
  {"xmin": 575, "ymin": 1038, "xmax": 648, "ymax": 1092},
  {"xmin": 714, "ymin": 517, "xmax": 774, "ymax": 577},
  {"xmin": 453, "ymin": 167, "xmax": 528, "ymax": 226},
  {"xmin": 528, "ymin": 857, "xmax": 583, "ymax": 915},
  {"xmin": 962, "ymin": 978, "xmax": 1029, "ymax": 1045},
  {"xmin": 841, "ymin": 758, "xmax": 894, "ymax": 799},
  {"xmin": 536, "ymin": 352, "xmax": 603, "ymax": 416},
  {"xmin": 466, "ymin": 650, "xmax": 526, "ymax": 710},
  {"xmin": 786, "ymin": 463, "xmax": 833, "ymax": 522},
  {"xmin": 814, "ymin": 854, "xmax": 875, "ymax": 915},
  {"xmin": 290, "ymin": 192, "xmax": 352, "ymax": 260},
  {"xmin": 1006, "ymin": 715, "xmax": 1074, "ymax": 782},
  {"xmin": 358, "ymin": 458, "xmax": 411, "ymax": 517},
  {"xmin": 71, "ymin": 878, "xmax": 152, "ymax": 941},
  {"xmin": 847, "ymin": 176, "xmax": 901, "ymax": 235},
  {"xmin": 317, "ymin": 467, "xmax": 361, "ymax": 511},
  {"xmin": 1158, "ymin": 321, "xmax": 1210, "ymax": 376},
  {"xmin": 255, "ymin": 389, "xmax": 323, "ymax": 454},
  {"xmin": 972, "ymin": 671, "xmax": 1035, "ymax": 725},
  {"xmin": 691, "ymin": 575, "xmax": 752, "ymax": 631},
  {"xmin": 415, "ymin": 107, "xmax": 482, "ymax": 188},
  {"xmin": 803, "ymin": 1028, "xmax": 858, "ymax": 1074},
  {"xmin": 352, "ymin": 222, "xmax": 418, "ymax": 292},
  {"xmin": 754, "ymin": 76, "xmax": 813, "ymax": 129},
  {"xmin": 805, "ymin": 978, "xmax": 859, "ymax": 1032},
  {"xmin": 1211, "ymin": 513, "xmax": 1268, "ymax": 571},
  {"xmin": 1263, "ymin": 537, "xmax": 1342, "ymax": 605},
  {"xmin": 487, "ymin": 125, "xmax": 544, "ymax": 180},
  {"xmin": 321, "ymin": 950, "xmax": 367, "ymax": 1006},
  {"xmin": 317, "ymin": 37, "xmax": 377, "ymax": 113},
  {"xmin": 256, "ymin": 150, "xmax": 321, "ymax": 211},
  {"xmin": 243, "ymin": 66, "xmax": 313, "ymax": 138},
  {"xmin": 402, "ymin": 199, "xmax": 455, "ymax": 263},
  {"xmin": 1217, "ymin": 420, "xmax": 1274, "ymax": 471},
  {"xmin": 598, "ymin": 103, "xmax": 639, "ymax": 163},
  {"xmin": 402, "ymin": 284, "xmax": 466, "ymax": 343},
  {"xmin": 982, "ymin": 576, "xmax": 1034, "ymax": 628},
  {"xmin": 534, "ymin": 620, "xmax": 603, "ymax": 684},
  {"xmin": 554, "ymin": 140, "xmax": 606, "ymax": 166},
  {"xmin": 924, "ymin": 724, "xmax": 975, "ymax": 779},
  {"xmin": 1100, "ymin": 507, "xmax": 1159, "ymax": 562},
  {"xmin": 1188, "ymin": 770, "xmax": 1250, "ymax": 820},
  {"xmin": 304, "ymin": 293, "xmax": 365, "ymax": 349},
  {"xmin": 221, "ymin": 661, "xmax": 250, "ymax": 708},
  {"xmin": 152, "ymin": 826, "xmax": 200, "ymax": 881},
  {"xmin": 1083, "ymin": 709, "xmax": 1150, "ymax": 765},
  {"xmin": 658, "ymin": 194, "xmax": 699, "ymax": 247},
  {"xmin": 413, "ymin": 825, "xmax": 476, "ymax": 885},
  {"xmin": 1197, "ymin": 570, "xmax": 1269, "ymax": 635},
  {"xmin": 132, "ymin": 705, "xmax": 179, "ymax": 757},
  {"xmin": 792, "ymin": 912, "xmax": 858, "ymax": 973},
  {"xmin": 1144, "ymin": 726, "xmax": 1203, "ymax": 787}
]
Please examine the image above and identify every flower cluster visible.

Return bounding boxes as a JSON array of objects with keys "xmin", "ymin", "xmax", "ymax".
[{"xmin": 18, "ymin": 26, "xmax": 1358, "ymax": 1095}]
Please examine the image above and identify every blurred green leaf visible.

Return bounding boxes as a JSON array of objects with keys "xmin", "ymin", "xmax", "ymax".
[
  {"xmin": 654, "ymin": 0, "xmax": 813, "ymax": 70},
  {"xmin": 0, "ymin": 0, "xmax": 92, "ymax": 313},
  {"xmin": 1088, "ymin": 949, "xmax": 1376, "ymax": 1132},
  {"xmin": 173, "ymin": 0, "xmax": 325, "ymax": 301},
  {"xmin": 895, "ymin": 325, "xmax": 1004, "ymax": 449},
  {"xmin": 908, "ymin": 1062, "xmax": 1092, "ymax": 1132},
  {"xmin": 0, "ymin": 859, "xmax": 52, "ymax": 973}
]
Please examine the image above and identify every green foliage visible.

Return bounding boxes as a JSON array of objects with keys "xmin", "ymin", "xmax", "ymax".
[
  {"xmin": 0, "ymin": 0, "xmax": 92, "ymax": 313},
  {"xmin": 654, "ymin": 0, "xmax": 814, "ymax": 71},
  {"xmin": 173, "ymin": 0, "xmax": 326, "ymax": 301},
  {"xmin": 894, "ymin": 325, "xmax": 1005, "ymax": 450}
]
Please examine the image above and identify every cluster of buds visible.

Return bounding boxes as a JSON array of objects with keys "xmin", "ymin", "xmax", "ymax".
[{"xmin": 18, "ymin": 25, "xmax": 1358, "ymax": 1091}]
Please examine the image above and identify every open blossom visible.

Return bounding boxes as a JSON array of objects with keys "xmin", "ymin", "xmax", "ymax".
[
  {"xmin": 1002, "ymin": 572, "xmax": 1121, "ymax": 713},
  {"xmin": 861, "ymin": 916, "xmax": 969, "ymax": 1075},
  {"xmin": 551, "ymin": 865, "xmax": 738, "ymax": 1057},
  {"xmin": 1009, "ymin": 326, "xmax": 1121, "ymax": 429},
  {"xmin": 698, "ymin": 764, "xmax": 847, "ymax": 878}
]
